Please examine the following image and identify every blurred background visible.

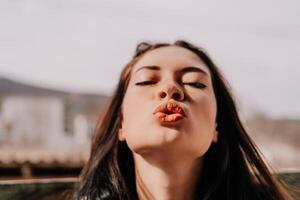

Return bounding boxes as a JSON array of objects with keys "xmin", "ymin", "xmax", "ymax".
[{"xmin": 0, "ymin": 0, "xmax": 299, "ymax": 196}]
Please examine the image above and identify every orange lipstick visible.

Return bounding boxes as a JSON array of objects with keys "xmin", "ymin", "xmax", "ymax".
[{"xmin": 153, "ymin": 101, "xmax": 186, "ymax": 123}]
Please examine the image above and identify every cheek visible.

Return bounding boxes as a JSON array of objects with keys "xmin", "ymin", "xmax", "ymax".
[
  {"xmin": 123, "ymin": 84, "xmax": 155, "ymax": 109},
  {"xmin": 122, "ymin": 90, "xmax": 143, "ymax": 130},
  {"xmin": 120, "ymin": 89, "xmax": 154, "ymax": 150},
  {"xmin": 122, "ymin": 86, "xmax": 148, "ymax": 115},
  {"xmin": 122, "ymin": 80, "xmax": 160, "ymax": 118},
  {"xmin": 193, "ymin": 94, "xmax": 217, "ymax": 122},
  {"xmin": 187, "ymin": 93, "xmax": 217, "ymax": 156}
]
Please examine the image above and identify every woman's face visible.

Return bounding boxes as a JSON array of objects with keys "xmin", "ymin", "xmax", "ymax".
[{"xmin": 119, "ymin": 46, "xmax": 218, "ymax": 159}]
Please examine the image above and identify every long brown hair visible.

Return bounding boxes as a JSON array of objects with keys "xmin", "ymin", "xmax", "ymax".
[{"xmin": 75, "ymin": 40, "xmax": 293, "ymax": 199}]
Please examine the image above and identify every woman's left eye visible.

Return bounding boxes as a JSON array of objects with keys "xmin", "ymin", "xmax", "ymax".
[{"xmin": 184, "ymin": 82, "xmax": 207, "ymax": 89}]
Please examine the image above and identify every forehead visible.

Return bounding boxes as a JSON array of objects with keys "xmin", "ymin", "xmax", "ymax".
[{"xmin": 132, "ymin": 46, "xmax": 209, "ymax": 73}]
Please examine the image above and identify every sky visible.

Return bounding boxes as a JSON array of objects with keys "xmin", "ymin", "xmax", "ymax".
[{"xmin": 0, "ymin": 0, "xmax": 300, "ymax": 119}]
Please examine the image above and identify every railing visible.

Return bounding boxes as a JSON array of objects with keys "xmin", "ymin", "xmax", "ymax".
[
  {"xmin": 0, "ymin": 178, "xmax": 76, "ymax": 200},
  {"xmin": 0, "ymin": 173, "xmax": 299, "ymax": 200}
]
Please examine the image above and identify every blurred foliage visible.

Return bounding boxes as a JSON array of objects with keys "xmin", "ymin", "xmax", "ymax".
[
  {"xmin": 0, "ymin": 181, "xmax": 74, "ymax": 200},
  {"xmin": 277, "ymin": 172, "xmax": 300, "ymax": 198}
]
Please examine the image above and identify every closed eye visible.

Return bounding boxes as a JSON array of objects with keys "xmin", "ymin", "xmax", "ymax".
[
  {"xmin": 184, "ymin": 82, "xmax": 207, "ymax": 89},
  {"xmin": 135, "ymin": 80, "xmax": 156, "ymax": 85},
  {"xmin": 135, "ymin": 81, "xmax": 206, "ymax": 89}
]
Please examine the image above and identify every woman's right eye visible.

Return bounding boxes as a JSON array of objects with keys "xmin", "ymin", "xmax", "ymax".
[{"xmin": 135, "ymin": 81, "xmax": 156, "ymax": 85}]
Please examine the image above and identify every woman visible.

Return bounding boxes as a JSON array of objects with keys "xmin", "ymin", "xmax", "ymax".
[{"xmin": 75, "ymin": 40, "xmax": 293, "ymax": 199}]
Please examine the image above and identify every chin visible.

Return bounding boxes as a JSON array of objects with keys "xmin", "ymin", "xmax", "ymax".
[{"xmin": 129, "ymin": 136, "xmax": 182, "ymax": 157}]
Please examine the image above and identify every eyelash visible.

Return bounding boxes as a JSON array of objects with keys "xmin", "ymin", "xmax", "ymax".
[
  {"xmin": 185, "ymin": 82, "xmax": 207, "ymax": 89},
  {"xmin": 135, "ymin": 81, "xmax": 207, "ymax": 89},
  {"xmin": 135, "ymin": 81, "xmax": 156, "ymax": 85}
]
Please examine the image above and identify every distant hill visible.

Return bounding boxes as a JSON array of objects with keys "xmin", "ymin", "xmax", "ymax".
[
  {"xmin": 0, "ymin": 77, "xmax": 68, "ymax": 96},
  {"xmin": 0, "ymin": 76, "xmax": 110, "ymax": 127},
  {"xmin": 245, "ymin": 114, "xmax": 300, "ymax": 169},
  {"xmin": 245, "ymin": 114, "xmax": 300, "ymax": 149},
  {"xmin": 0, "ymin": 76, "xmax": 109, "ymax": 100}
]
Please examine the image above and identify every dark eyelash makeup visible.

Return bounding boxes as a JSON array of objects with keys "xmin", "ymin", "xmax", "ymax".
[
  {"xmin": 135, "ymin": 81, "xmax": 206, "ymax": 89},
  {"xmin": 185, "ymin": 82, "xmax": 207, "ymax": 89},
  {"xmin": 135, "ymin": 81, "xmax": 156, "ymax": 85}
]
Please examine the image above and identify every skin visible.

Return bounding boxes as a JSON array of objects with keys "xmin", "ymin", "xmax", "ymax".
[{"xmin": 119, "ymin": 46, "xmax": 219, "ymax": 200}]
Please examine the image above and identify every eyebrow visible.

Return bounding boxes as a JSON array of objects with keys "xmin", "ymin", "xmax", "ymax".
[{"xmin": 133, "ymin": 65, "xmax": 208, "ymax": 76}]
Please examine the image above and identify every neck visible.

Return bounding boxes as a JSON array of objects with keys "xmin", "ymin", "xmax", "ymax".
[{"xmin": 133, "ymin": 152, "xmax": 203, "ymax": 200}]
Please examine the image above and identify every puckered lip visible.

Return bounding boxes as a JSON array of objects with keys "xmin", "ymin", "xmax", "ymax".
[{"xmin": 152, "ymin": 100, "xmax": 186, "ymax": 117}]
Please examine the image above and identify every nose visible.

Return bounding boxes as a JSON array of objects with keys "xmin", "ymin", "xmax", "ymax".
[{"xmin": 158, "ymin": 83, "xmax": 185, "ymax": 101}]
